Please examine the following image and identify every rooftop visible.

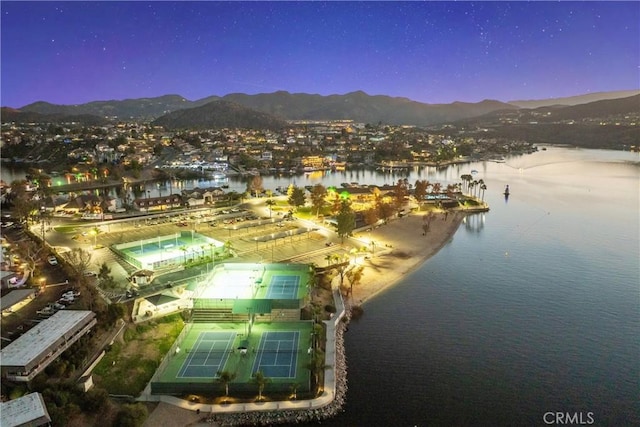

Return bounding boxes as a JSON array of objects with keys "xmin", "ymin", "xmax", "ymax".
[
  {"xmin": 0, "ymin": 310, "xmax": 95, "ymax": 367},
  {"xmin": 0, "ymin": 392, "xmax": 51, "ymax": 427},
  {"xmin": 1, "ymin": 289, "xmax": 35, "ymax": 311}
]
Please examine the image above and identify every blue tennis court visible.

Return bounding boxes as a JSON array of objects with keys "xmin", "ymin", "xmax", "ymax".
[
  {"xmin": 251, "ymin": 331, "xmax": 299, "ymax": 378},
  {"xmin": 177, "ymin": 331, "xmax": 236, "ymax": 378},
  {"xmin": 266, "ymin": 275, "xmax": 300, "ymax": 299}
]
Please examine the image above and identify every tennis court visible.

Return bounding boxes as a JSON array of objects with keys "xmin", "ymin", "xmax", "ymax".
[
  {"xmin": 251, "ymin": 331, "xmax": 300, "ymax": 378},
  {"xmin": 266, "ymin": 275, "xmax": 300, "ymax": 299},
  {"xmin": 177, "ymin": 331, "xmax": 236, "ymax": 378},
  {"xmin": 112, "ymin": 232, "xmax": 221, "ymax": 271}
]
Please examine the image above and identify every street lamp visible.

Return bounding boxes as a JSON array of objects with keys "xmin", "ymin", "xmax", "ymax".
[
  {"xmin": 89, "ymin": 229, "xmax": 98, "ymax": 249},
  {"xmin": 39, "ymin": 207, "xmax": 47, "ymax": 247}
]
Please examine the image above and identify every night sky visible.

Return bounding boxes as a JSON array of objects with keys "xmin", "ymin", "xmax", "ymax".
[{"xmin": 1, "ymin": 1, "xmax": 638, "ymax": 108}]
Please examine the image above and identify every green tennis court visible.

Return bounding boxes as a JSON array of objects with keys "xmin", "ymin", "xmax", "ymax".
[{"xmin": 266, "ymin": 275, "xmax": 300, "ymax": 299}]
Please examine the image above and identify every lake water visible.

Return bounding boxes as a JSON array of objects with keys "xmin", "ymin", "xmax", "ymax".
[
  {"xmin": 317, "ymin": 147, "xmax": 640, "ymax": 426},
  {"xmin": 4, "ymin": 147, "xmax": 638, "ymax": 425}
]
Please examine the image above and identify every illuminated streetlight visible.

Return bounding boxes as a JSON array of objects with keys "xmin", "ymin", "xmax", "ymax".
[{"xmin": 89, "ymin": 229, "xmax": 98, "ymax": 248}]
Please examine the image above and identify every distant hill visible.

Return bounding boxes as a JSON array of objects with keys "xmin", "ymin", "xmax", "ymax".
[
  {"xmin": 151, "ymin": 100, "xmax": 287, "ymax": 130},
  {"xmin": 473, "ymin": 94, "xmax": 640, "ymax": 125},
  {"xmin": 0, "ymin": 107, "xmax": 107, "ymax": 126},
  {"xmin": 8, "ymin": 89, "xmax": 637, "ymax": 126},
  {"xmin": 528, "ymin": 94, "xmax": 640, "ymax": 122},
  {"xmin": 219, "ymin": 90, "xmax": 516, "ymax": 125},
  {"xmin": 13, "ymin": 91, "xmax": 516, "ymax": 125},
  {"xmin": 20, "ymin": 94, "xmax": 192, "ymax": 120},
  {"xmin": 450, "ymin": 95, "xmax": 640, "ymax": 149},
  {"xmin": 508, "ymin": 90, "xmax": 640, "ymax": 109}
]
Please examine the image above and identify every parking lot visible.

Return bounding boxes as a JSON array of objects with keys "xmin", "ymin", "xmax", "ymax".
[{"xmin": 1, "ymin": 203, "xmax": 356, "ymax": 346}]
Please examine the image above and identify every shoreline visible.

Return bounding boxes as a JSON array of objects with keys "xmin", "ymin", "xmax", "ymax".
[
  {"xmin": 141, "ymin": 210, "xmax": 472, "ymax": 426},
  {"xmin": 349, "ymin": 210, "xmax": 467, "ymax": 306}
]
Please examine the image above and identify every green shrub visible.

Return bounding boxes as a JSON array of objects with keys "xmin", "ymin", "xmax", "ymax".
[
  {"xmin": 324, "ymin": 304, "xmax": 336, "ymax": 313},
  {"xmin": 113, "ymin": 403, "xmax": 148, "ymax": 427}
]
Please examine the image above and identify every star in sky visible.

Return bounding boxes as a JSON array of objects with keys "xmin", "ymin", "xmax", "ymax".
[{"xmin": 1, "ymin": 1, "xmax": 638, "ymax": 108}]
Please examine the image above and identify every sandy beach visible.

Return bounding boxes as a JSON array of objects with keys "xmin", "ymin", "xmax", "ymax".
[{"xmin": 349, "ymin": 210, "xmax": 465, "ymax": 305}]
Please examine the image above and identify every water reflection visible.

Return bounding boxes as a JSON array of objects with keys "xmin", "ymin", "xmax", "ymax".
[
  {"xmin": 462, "ymin": 213, "xmax": 485, "ymax": 234},
  {"xmin": 2, "ymin": 147, "xmax": 637, "ymax": 209}
]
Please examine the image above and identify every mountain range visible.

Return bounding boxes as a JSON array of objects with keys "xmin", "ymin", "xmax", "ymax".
[{"xmin": 4, "ymin": 90, "xmax": 639, "ymax": 130}]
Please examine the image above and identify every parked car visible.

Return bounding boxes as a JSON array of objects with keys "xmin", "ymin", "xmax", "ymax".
[
  {"xmin": 47, "ymin": 256, "xmax": 58, "ymax": 265},
  {"xmin": 62, "ymin": 290, "xmax": 80, "ymax": 298},
  {"xmin": 83, "ymin": 271, "xmax": 97, "ymax": 277},
  {"xmin": 37, "ymin": 307, "xmax": 55, "ymax": 315}
]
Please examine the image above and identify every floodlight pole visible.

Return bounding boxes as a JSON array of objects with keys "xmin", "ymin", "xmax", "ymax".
[{"xmin": 40, "ymin": 208, "xmax": 46, "ymax": 248}]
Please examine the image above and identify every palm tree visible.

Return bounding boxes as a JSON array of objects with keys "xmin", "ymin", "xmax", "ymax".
[
  {"xmin": 468, "ymin": 181, "xmax": 476, "ymax": 198},
  {"xmin": 289, "ymin": 382, "xmax": 300, "ymax": 400},
  {"xmin": 179, "ymin": 245, "xmax": 188, "ymax": 264},
  {"xmin": 208, "ymin": 243, "xmax": 216, "ymax": 262},
  {"xmin": 460, "ymin": 174, "xmax": 473, "ymax": 194},
  {"xmin": 216, "ymin": 370, "xmax": 236, "ymax": 398},
  {"xmin": 224, "ymin": 240, "xmax": 234, "ymax": 258},
  {"xmin": 265, "ymin": 199, "xmax": 276, "ymax": 218},
  {"xmin": 306, "ymin": 349, "xmax": 330, "ymax": 394},
  {"xmin": 345, "ymin": 265, "xmax": 364, "ymax": 303},
  {"xmin": 431, "ymin": 182, "xmax": 442, "ymax": 196},
  {"xmin": 324, "ymin": 254, "xmax": 333, "ymax": 266},
  {"xmin": 332, "ymin": 254, "xmax": 349, "ymax": 291},
  {"xmin": 252, "ymin": 370, "xmax": 271, "ymax": 401},
  {"xmin": 226, "ymin": 191, "xmax": 238, "ymax": 207}
]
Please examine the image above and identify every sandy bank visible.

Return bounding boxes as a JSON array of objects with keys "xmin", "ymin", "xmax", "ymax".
[{"xmin": 349, "ymin": 211, "xmax": 465, "ymax": 305}]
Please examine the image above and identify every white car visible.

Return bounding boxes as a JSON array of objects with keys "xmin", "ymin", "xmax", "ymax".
[
  {"xmin": 63, "ymin": 290, "xmax": 80, "ymax": 298},
  {"xmin": 47, "ymin": 256, "xmax": 58, "ymax": 265}
]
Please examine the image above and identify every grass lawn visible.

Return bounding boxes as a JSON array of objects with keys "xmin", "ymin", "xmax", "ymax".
[
  {"xmin": 53, "ymin": 225, "xmax": 78, "ymax": 233},
  {"xmin": 93, "ymin": 314, "xmax": 185, "ymax": 396}
]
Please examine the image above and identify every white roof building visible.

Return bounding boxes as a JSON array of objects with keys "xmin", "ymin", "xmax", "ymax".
[
  {"xmin": 0, "ymin": 310, "xmax": 96, "ymax": 382},
  {"xmin": 0, "ymin": 392, "xmax": 51, "ymax": 427},
  {"xmin": 1, "ymin": 289, "xmax": 36, "ymax": 314}
]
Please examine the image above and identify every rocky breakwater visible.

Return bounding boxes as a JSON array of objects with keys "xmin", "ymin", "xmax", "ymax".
[{"xmin": 206, "ymin": 310, "xmax": 351, "ymax": 426}]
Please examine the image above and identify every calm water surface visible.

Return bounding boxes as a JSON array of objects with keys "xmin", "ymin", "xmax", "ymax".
[
  {"xmin": 4, "ymin": 148, "xmax": 638, "ymax": 425},
  {"xmin": 319, "ymin": 147, "xmax": 639, "ymax": 426}
]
